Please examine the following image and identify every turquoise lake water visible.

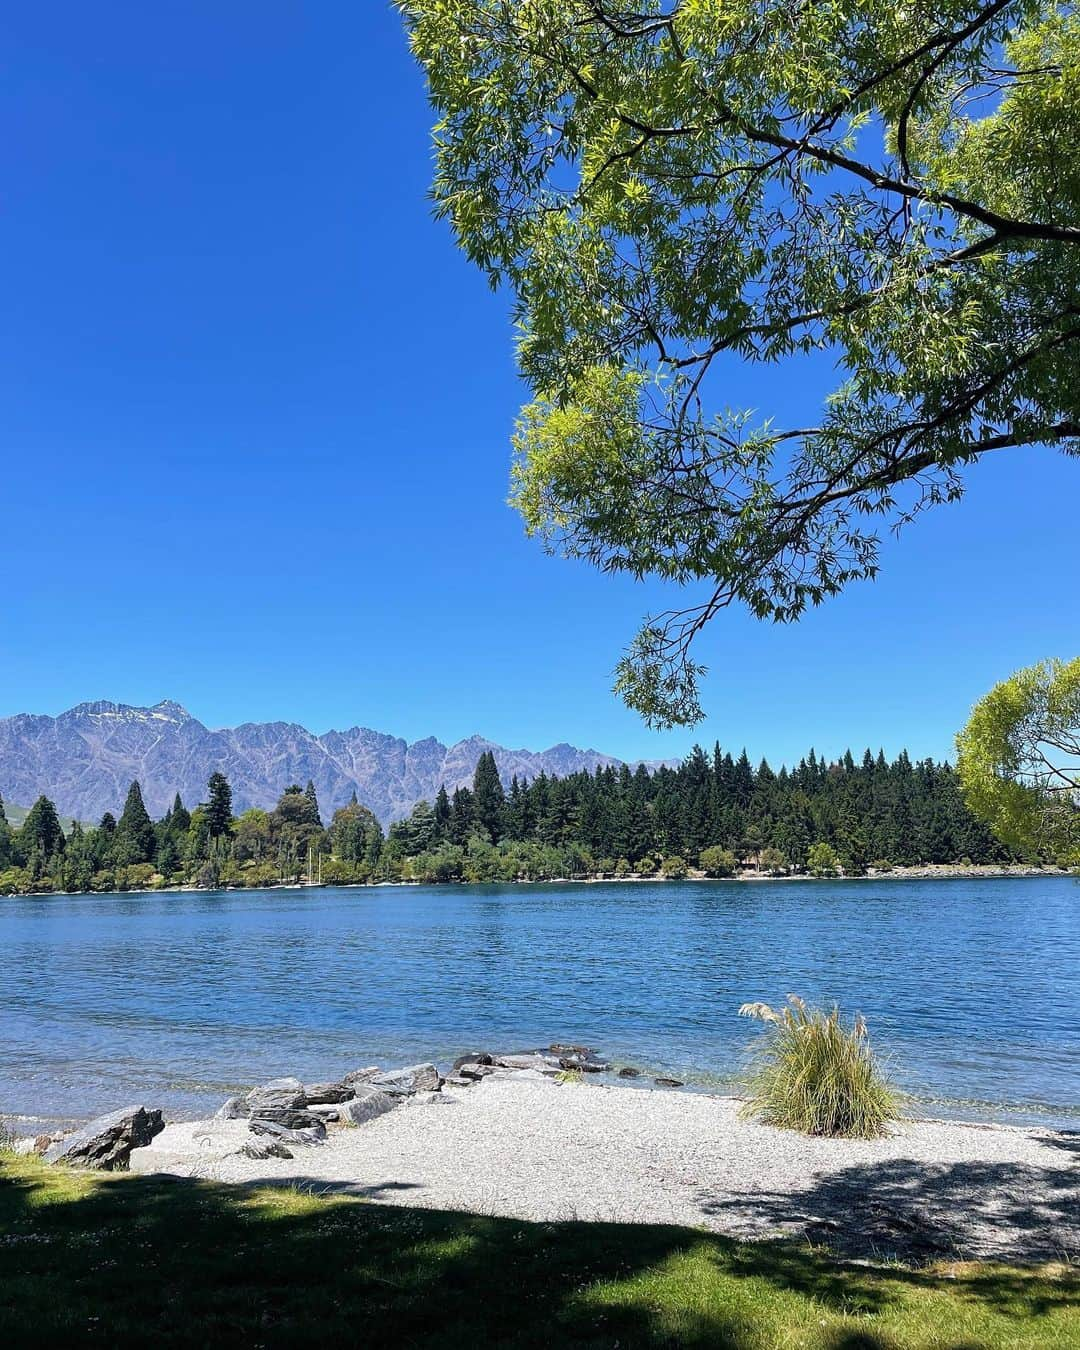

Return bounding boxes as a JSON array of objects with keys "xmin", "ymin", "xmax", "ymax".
[{"xmin": 1, "ymin": 875, "xmax": 1077, "ymax": 1129}]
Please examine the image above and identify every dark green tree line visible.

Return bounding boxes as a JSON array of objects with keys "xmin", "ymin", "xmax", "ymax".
[{"xmin": 0, "ymin": 739, "xmax": 1014, "ymax": 895}]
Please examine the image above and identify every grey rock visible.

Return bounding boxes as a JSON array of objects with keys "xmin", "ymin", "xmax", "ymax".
[
  {"xmin": 549, "ymin": 1043, "xmax": 594, "ymax": 1056},
  {"xmin": 371, "ymin": 1063, "xmax": 441, "ymax": 1095},
  {"xmin": 251, "ymin": 1106, "xmax": 326, "ymax": 1131},
  {"xmin": 456, "ymin": 1063, "xmax": 498, "ymax": 1081},
  {"xmin": 43, "ymin": 1106, "xmax": 164, "ymax": 1171},
  {"xmin": 246, "ymin": 1076, "xmax": 307, "ymax": 1112},
  {"xmin": 617, "ymin": 1067, "xmax": 641, "ymax": 1078},
  {"xmin": 401, "ymin": 1090, "xmax": 453, "ymax": 1108},
  {"xmin": 306, "ymin": 1105, "xmax": 341, "ymax": 1122},
  {"xmin": 558, "ymin": 1054, "xmax": 610, "ymax": 1073},
  {"xmin": 654, "ymin": 1077, "xmax": 684, "ymax": 1088},
  {"xmin": 238, "ymin": 1139, "xmax": 293, "ymax": 1160},
  {"xmin": 338, "ymin": 1085, "xmax": 398, "ymax": 1126},
  {"xmin": 445, "ymin": 1075, "xmax": 474, "ymax": 1088},
  {"xmin": 342, "ymin": 1066, "xmax": 381, "ymax": 1088},
  {"xmin": 304, "ymin": 1080, "xmax": 355, "ymax": 1104},
  {"xmin": 214, "ymin": 1095, "xmax": 249, "ymax": 1120},
  {"xmin": 452, "ymin": 1052, "xmax": 493, "ymax": 1072},
  {"xmin": 248, "ymin": 1117, "xmax": 326, "ymax": 1145},
  {"xmin": 492, "ymin": 1053, "xmax": 561, "ymax": 1075},
  {"xmin": 245, "ymin": 1078, "xmax": 313, "ymax": 1127}
]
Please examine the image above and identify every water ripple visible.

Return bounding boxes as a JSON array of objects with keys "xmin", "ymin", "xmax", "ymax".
[{"xmin": 0, "ymin": 876, "xmax": 1077, "ymax": 1126}]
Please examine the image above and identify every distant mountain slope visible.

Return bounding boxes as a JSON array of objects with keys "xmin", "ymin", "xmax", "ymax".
[
  {"xmin": 0, "ymin": 800, "xmax": 83, "ymax": 834},
  {"xmin": 0, "ymin": 701, "xmax": 666, "ymax": 827}
]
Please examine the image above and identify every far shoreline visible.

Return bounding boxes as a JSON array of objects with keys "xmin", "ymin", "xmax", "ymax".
[{"xmin": 1, "ymin": 861, "xmax": 1072, "ymax": 900}]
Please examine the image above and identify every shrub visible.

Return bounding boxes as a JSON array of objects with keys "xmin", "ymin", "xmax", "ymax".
[
  {"xmin": 806, "ymin": 841, "xmax": 839, "ymax": 877},
  {"xmin": 759, "ymin": 846, "xmax": 788, "ymax": 876},
  {"xmin": 0, "ymin": 867, "xmax": 31, "ymax": 896},
  {"xmin": 699, "ymin": 845, "xmax": 737, "ymax": 877},
  {"xmin": 870, "ymin": 858, "xmax": 894, "ymax": 873},
  {"xmin": 634, "ymin": 856, "xmax": 657, "ymax": 876},
  {"xmin": 738, "ymin": 995, "xmax": 899, "ymax": 1138},
  {"xmin": 660, "ymin": 854, "xmax": 689, "ymax": 879}
]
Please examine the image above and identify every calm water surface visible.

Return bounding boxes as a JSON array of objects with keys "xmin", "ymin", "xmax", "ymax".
[{"xmin": 1, "ymin": 876, "xmax": 1077, "ymax": 1128}]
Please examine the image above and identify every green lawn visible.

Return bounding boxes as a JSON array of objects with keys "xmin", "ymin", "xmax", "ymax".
[{"xmin": 0, "ymin": 1154, "xmax": 1075, "ymax": 1348}]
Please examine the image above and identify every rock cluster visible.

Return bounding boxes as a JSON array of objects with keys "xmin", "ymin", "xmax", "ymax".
[
  {"xmin": 199, "ymin": 1062, "xmax": 449, "ymax": 1157},
  {"xmin": 26, "ymin": 1044, "xmax": 678, "ymax": 1172},
  {"xmin": 446, "ymin": 1046, "xmax": 612, "ymax": 1086}
]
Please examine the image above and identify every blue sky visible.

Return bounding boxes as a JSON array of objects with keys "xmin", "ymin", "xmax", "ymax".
[{"xmin": 1, "ymin": 2, "xmax": 1076, "ymax": 767}]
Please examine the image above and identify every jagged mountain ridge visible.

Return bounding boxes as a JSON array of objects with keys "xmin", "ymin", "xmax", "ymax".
[{"xmin": 0, "ymin": 700, "xmax": 667, "ymax": 827}]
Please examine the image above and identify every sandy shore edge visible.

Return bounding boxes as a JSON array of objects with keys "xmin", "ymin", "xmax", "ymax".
[{"xmin": 128, "ymin": 1077, "xmax": 1078, "ymax": 1264}]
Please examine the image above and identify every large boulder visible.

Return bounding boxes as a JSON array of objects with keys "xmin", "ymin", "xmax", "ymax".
[
  {"xmin": 342, "ymin": 1066, "xmax": 381, "ymax": 1089},
  {"xmin": 455, "ymin": 1062, "xmax": 499, "ymax": 1082},
  {"xmin": 491, "ymin": 1053, "xmax": 561, "ymax": 1075},
  {"xmin": 43, "ymin": 1106, "xmax": 164, "ymax": 1171},
  {"xmin": 246, "ymin": 1076, "xmax": 316, "ymax": 1129},
  {"xmin": 370, "ymin": 1064, "xmax": 441, "ymax": 1095},
  {"xmin": 557, "ymin": 1053, "xmax": 611, "ymax": 1073},
  {"xmin": 452, "ymin": 1052, "xmax": 494, "ymax": 1072},
  {"xmin": 246, "ymin": 1076, "xmax": 307, "ymax": 1113},
  {"xmin": 338, "ymin": 1084, "xmax": 398, "ymax": 1126},
  {"xmin": 251, "ymin": 1106, "xmax": 325, "ymax": 1130},
  {"xmin": 249, "ymin": 1117, "xmax": 326, "ymax": 1145},
  {"xmin": 238, "ymin": 1139, "xmax": 294, "ymax": 1160},
  {"xmin": 304, "ymin": 1080, "xmax": 355, "ymax": 1105}
]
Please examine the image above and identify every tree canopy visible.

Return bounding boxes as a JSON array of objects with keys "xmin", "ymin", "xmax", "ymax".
[
  {"xmin": 401, "ymin": 0, "xmax": 1080, "ymax": 724},
  {"xmin": 0, "ymin": 743, "xmax": 1010, "ymax": 895},
  {"xmin": 957, "ymin": 656, "xmax": 1080, "ymax": 860}
]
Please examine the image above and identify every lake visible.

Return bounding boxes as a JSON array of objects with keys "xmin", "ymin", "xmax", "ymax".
[{"xmin": 2, "ymin": 875, "xmax": 1077, "ymax": 1130}]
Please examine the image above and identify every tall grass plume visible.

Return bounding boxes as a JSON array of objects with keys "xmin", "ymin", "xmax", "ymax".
[{"xmin": 738, "ymin": 995, "xmax": 899, "ymax": 1138}]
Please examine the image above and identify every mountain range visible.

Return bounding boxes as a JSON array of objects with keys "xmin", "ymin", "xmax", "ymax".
[{"xmin": 0, "ymin": 701, "xmax": 667, "ymax": 827}]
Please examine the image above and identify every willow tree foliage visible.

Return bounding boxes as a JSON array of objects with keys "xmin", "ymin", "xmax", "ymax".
[
  {"xmin": 400, "ymin": 0, "xmax": 1080, "ymax": 724},
  {"xmin": 957, "ymin": 656, "xmax": 1080, "ymax": 859}
]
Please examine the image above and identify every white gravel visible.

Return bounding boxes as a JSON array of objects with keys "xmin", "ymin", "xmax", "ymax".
[{"xmin": 131, "ymin": 1077, "xmax": 1079, "ymax": 1263}]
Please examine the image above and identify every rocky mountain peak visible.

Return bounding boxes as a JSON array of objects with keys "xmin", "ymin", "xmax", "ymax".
[{"xmin": 0, "ymin": 701, "xmax": 670, "ymax": 829}]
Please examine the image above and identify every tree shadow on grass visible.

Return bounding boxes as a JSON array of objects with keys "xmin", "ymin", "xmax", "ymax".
[
  {"xmin": 696, "ymin": 1154, "xmax": 1080, "ymax": 1266},
  {"xmin": 241, "ymin": 1175, "xmax": 426, "ymax": 1199},
  {"xmin": 0, "ymin": 1159, "xmax": 1076, "ymax": 1348}
]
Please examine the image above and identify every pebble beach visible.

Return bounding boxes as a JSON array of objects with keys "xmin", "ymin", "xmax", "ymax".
[{"xmin": 129, "ymin": 1072, "xmax": 1079, "ymax": 1265}]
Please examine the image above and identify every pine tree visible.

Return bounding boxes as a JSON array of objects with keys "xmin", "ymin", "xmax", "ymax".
[
  {"xmin": 433, "ymin": 784, "xmax": 451, "ymax": 839},
  {"xmin": 205, "ymin": 773, "xmax": 233, "ymax": 838},
  {"xmin": 117, "ymin": 780, "xmax": 155, "ymax": 864},
  {"xmin": 20, "ymin": 795, "xmax": 66, "ymax": 858},
  {"xmin": 170, "ymin": 793, "xmax": 191, "ymax": 834},
  {"xmin": 472, "ymin": 751, "xmax": 505, "ymax": 842},
  {"xmin": 303, "ymin": 780, "xmax": 322, "ymax": 828},
  {"xmin": 156, "ymin": 833, "xmax": 180, "ymax": 878},
  {"xmin": 449, "ymin": 786, "xmax": 474, "ymax": 844},
  {"xmin": 0, "ymin": 793, "xmax": 11, "ymax": 869}
]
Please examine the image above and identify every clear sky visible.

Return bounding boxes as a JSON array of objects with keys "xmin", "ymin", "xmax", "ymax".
[{"xmin": 1, "ymin": 2, "xmax": 1076, "ymax": 767}]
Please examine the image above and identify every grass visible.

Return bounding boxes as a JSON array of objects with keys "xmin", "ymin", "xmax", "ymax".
[
  {"xmin": 739, "ymin": 997, "xmax": 900, "ymax": 1138},
  {"xmin": 0, "ymin": 1152, "xmax": 1076, "ymax": 1348}
]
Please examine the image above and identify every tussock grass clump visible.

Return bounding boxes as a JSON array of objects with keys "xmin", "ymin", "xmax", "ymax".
[{"xmin": 739, "ymin": 995, "xmax": 899, "ymax": 1138}]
